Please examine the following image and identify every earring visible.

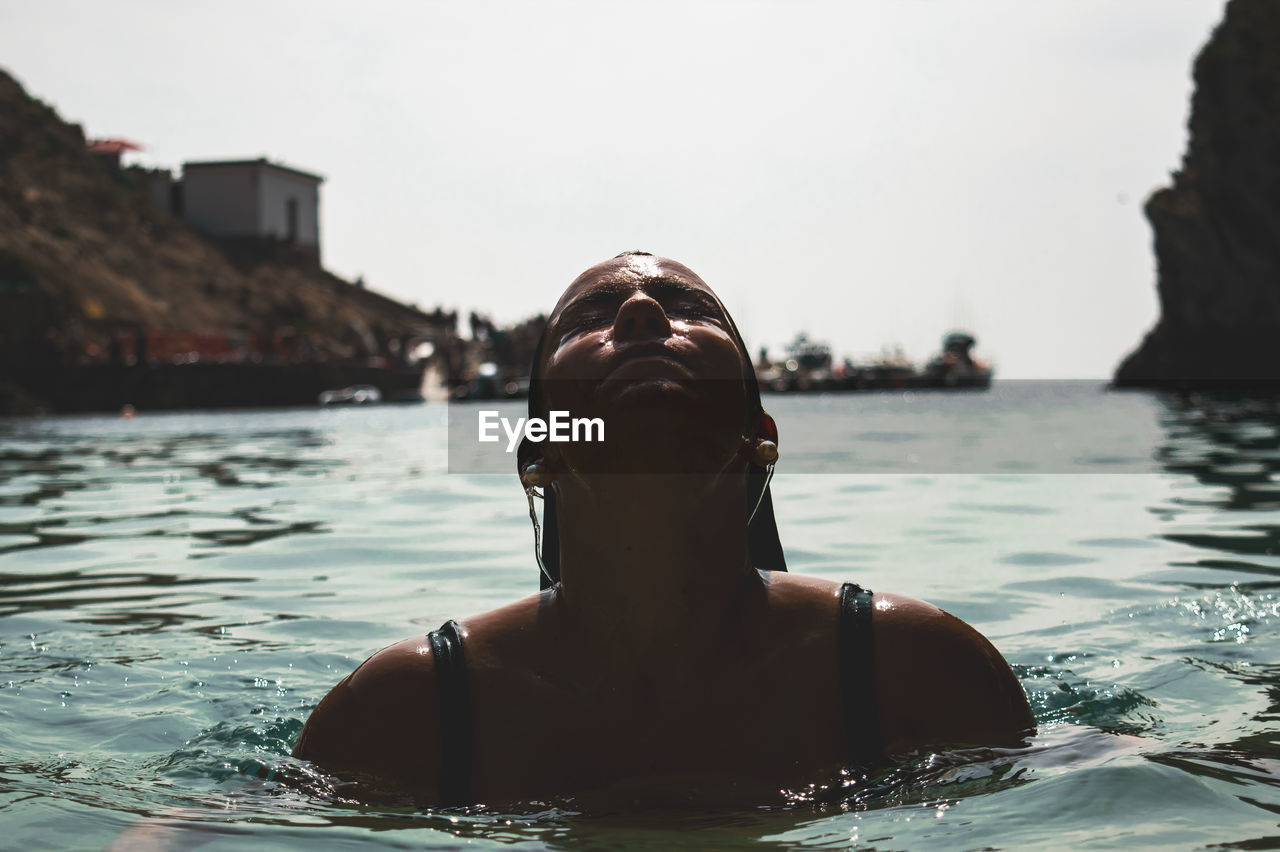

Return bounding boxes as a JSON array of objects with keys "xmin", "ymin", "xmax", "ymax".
[
  {"xmin": 521, "ymin": 461, "xmax": 551, "ymax": 490},
  {"xmin": 739, "ymin": 436, "xmax": 780, "ymax": 466},
  {"xmin": 741, "ymin": 411, "xmax": 779, "ymax": 467},
  {"xmin": 755, "ymin": 439, "xmax": 779, "ymax": 466}
]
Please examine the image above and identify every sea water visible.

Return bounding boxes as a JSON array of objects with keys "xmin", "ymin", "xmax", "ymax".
[{"xmin": 1, "ymin": 381, "xmax": 1277, "ymax": 850}]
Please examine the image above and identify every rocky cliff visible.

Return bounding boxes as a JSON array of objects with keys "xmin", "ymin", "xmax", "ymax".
[
  {"xmin": 1114, "ymin": 0, "xmax": 1280, "ymax": 388},
  {"xmin": 0, "ymin": 68, "xmax": 456, "ymax": 411}
]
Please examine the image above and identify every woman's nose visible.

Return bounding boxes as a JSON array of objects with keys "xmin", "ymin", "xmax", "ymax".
[{"xmin": 612, "ymin": 292, "xmax": 672, "ymax": 342}]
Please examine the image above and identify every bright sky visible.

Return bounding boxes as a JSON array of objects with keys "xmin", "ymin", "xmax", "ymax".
[{"xmin": 3, "ymin": 1, "xmax": 1225, "ymax": 378}]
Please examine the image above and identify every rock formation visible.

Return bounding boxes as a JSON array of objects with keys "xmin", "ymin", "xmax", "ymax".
[{"xmin": 1114, "ymin": 0, "xmax": 1280, "ymax": 388}]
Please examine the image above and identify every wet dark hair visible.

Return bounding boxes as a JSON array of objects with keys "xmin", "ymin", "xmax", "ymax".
[{"xmin": 518, "ymin": 254, "xmax": 786, "ymax": 589}]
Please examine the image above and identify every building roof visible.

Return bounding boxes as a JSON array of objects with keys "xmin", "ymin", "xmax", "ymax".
[
  {"xmin": 87, "ymin": 138, "xmax": 144, "ymax": 154},
  {"xmin": 182, "ymin": 157, "xmax": 324, "ymax": 182}
]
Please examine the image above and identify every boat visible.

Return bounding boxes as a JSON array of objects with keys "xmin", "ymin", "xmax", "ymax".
[
  {"xmin": 758, "ymin": 334, "xmax": 842, "ymax": 392},
  {"xmin": 450, "ymin": 362, "xmax": 529, "ymax": 401},
  {"xmin": 318, "ymin": 384, "xmax": 382, "ymax": 406},
  {"xmin": 756, "ymin": 331, "xmax": 993, "ymax": 393},
  {"xmin": 921, "ymin": 332, "xmax": 993, "ymax": 389}
]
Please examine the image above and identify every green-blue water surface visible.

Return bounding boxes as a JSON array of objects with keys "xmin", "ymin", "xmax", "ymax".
[{"xmin": 2, "ymin": 382, "xmax": 1278, "ymax": 850}]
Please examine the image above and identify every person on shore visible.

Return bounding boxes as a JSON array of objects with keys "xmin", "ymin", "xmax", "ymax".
[{"xmin": 293, "ymin": 252, "xmax": 1034, "ymax": 806}]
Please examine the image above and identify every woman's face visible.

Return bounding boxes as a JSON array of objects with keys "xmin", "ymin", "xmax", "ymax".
[{"xmin": 537, "ymin": 254, "xmax": 752, "ymax": 474}]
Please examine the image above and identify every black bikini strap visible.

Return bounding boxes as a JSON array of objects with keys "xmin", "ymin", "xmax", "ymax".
[
  {"xmin": 427, "ymin": 620, "xmax": 473, "ymax": 806},
  {"xmin": 839, "ymin": 583, "xmax": 884, "ymax": 767}
]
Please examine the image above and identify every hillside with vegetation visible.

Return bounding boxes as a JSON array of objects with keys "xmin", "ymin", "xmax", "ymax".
[{"xmin": 0, "ymin": 68, "xmax": 492, "ymax": 412}]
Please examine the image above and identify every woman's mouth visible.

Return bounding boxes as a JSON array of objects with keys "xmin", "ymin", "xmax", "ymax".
[{"xmin": 602, "ymin": 354, "xmax": 696, "ymax": 385}]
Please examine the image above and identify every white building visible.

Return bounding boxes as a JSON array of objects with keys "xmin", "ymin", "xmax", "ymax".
[{"xmin": 181, "ymin": 158, "xmax": 323, "ymax": 257}]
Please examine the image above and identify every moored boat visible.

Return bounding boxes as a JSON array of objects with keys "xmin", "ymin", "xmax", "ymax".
[
  {"xmin": 921, "ymin": 332, "xmax": 994, "ymax": 389},
  {"xmin": 756, "ymin": 331, "xmax": 993, "ymax": 393}
]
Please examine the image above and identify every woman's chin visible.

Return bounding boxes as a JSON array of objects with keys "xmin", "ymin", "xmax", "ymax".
[{"xmin": 599, "ymin": 376, "xmax": 699, "ymax": 408}]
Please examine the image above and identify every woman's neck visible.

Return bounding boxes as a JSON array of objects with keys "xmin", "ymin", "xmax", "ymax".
[{"xmin": 549, "ymin": 472, "xmax": 764, "ymax": 674}]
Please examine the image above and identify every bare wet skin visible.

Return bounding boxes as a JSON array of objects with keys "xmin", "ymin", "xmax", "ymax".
[{"xmin": 294, "ymin": 255, "xmax": 1034, "ymax": 807}]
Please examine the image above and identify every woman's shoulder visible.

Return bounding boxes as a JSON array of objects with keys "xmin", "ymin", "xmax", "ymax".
[
  {"xmin": 294, "ymin": 591, "xmax": 547, "ymax": 724},
  {"xmin": 868, "ymin": 591, "xmax": 1035, "ymax": 754},
  {"xmin": 291, "ymin": 591, "xmax": 551, "ymax": 777},
  {"xmin": 763, "ymin": 574, "xmax": 1034, "ymax": 754},
  {"xmin": 291, "ymin": 633, "xmax": 441, "ymax": 793}
]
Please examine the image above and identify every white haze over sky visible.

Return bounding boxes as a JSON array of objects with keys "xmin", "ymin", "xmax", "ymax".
[{"xmin": 2, "ymin": 1, "xmax": 1226, "ymax": 378}]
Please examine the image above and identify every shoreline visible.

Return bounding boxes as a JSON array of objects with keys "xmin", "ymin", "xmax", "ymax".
[{"xmin": 2, "ymin": 361, "xmax": 426, "ymax": 416}]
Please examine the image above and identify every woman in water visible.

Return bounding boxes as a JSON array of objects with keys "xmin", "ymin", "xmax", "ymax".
[{"xmin": 293, "ymin": 252, "xmax": 1034, "ymax": 805}]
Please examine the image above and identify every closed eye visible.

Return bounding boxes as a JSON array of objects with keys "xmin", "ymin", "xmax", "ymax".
[
  {"xmin": 553, "ymin": 309, "xmax": 610, "ymax": 347},
  {"xmin": 665, "ymin": 296, "xmax": 722, "ymax": 322},
  {"xmin": 560, "ymin": 310, "xmax": 612, "ymax": 338}
]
